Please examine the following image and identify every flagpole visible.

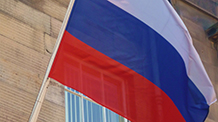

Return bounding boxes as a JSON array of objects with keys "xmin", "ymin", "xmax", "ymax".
[{"xmin": 28, "ymin": 0, "xmax": 75, "ymax": 121}]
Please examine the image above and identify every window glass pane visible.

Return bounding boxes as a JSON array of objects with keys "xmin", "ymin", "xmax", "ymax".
[
  {"xmin": 106, "ymin": 109, "xmax": 119, "ymax": 122},
  {"xmin": 65, "ymin": 87, "xmax": 129, "ymax": 122}
]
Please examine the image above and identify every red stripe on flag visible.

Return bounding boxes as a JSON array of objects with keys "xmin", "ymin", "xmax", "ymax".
[{"xmin": 49, "ymin": 31, "xmax": 185, "ymax": 122}]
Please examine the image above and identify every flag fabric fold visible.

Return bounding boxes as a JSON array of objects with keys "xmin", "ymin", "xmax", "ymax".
[{"xmin": 49, "ymin": 0, "xmax": 217, "ymax": 121}]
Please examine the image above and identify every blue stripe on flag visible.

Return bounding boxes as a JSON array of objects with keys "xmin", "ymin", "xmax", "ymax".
[{"xmin": 66, "ymin": 0, "xmax": 209, "ymax": 121}]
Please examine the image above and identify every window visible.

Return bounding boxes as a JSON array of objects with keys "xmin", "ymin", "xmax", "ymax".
[{"xmin": 65, "ymin": 87, "xmax": 130, "ymax": 122}]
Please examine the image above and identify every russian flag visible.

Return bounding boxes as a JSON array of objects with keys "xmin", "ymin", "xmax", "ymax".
[{"xmin": 49, "ymin": 0, "xmax": 217, "ymax": 121}]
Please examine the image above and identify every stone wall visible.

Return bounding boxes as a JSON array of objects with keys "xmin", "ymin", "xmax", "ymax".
[
  {"xmin": 187, "ymin": 0, "xmax": 218, "ymax": 16},
  {"xmin": 0, "ymin": 0, "xmax": 70, "ymax": 121},
  {"xmin": 0, "ymin": 0, "xmax": 217, "ymax": 121}
]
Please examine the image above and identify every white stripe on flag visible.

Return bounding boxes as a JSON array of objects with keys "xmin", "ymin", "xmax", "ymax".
[{"xmin": 108, "ymin": 0, "xmax": 217, "ymax": 105}]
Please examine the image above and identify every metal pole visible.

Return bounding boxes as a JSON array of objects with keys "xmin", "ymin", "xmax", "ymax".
[
  {"xmin": 28, "ymin": 0, "xmax": 75, "ymax": 121},
  {"xmin": 28, "ymin": 78, "xmax": 51, "ymax": 122}
]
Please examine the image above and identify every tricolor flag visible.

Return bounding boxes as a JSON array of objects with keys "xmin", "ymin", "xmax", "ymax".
[{"xmin": 48, "ymin": 0, "xmax": 217, "ymax": 121}]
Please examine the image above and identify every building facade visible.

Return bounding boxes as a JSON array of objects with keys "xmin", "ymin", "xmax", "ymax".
[{"xmin": 0, "ymin": 0, "xmax": 217, "ymax": 121}]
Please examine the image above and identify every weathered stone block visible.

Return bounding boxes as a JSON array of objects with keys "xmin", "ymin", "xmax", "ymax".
[
  {"xmin": 215, "ymin": 67, "xmax": 218, "ymax": 86},
  {"xmin": 0, "ymin": 34, "xmax": 64, "ymax": 121},
  {"xmin": 55, "ymin": 0, "xmax": 70, "ymax": 7},
  {"xmin": 0, "ymin": 13, "xmax": 45, "ymax": 53},
  {"xmin": 0, "ymin": 35, "xmax": 49, "ymax": 77},
  {"xmin": 45, "ymin": 33, "xmax": 56, "ymax": 54},
  {"xmin": 51, "ymin": 17, "xmax": 63, "ymax": 38},
  {"xmin": 0, "ymin": 81, "xmax": 64, "ymax": 122},
  {"xmin": 43, "ymin": 0, "xmax": 67, "ymax": 21},
  {"xmin": 181, "ymin": 17, "xmax": 211, "ymax": 47},
  {"xmin": 207, "ymin": 102, "xmax": 218, "ymax": 122},
  {"xmin": 19, "ymin": 0, "xmax": 67, "ymax": 21},
  {"xmin": 176, "ymin": 1, "xmax": 217, "ymax": 30},
  {"xmin": 0, "ymin": 81, "xmax": 36, "ymax": 122},
  {"xmin": 38, "ymin": 99, "xmax": 65, "ymax": 122},
  {"xmin": 0, "ymin": 58, "xmax": 43, "ymax": 94},
  {"xmin": 0, "ymin": 0, "xmax": 50, "ymax": 34},
  {"xmin": 205, "ymin": 117, "xmax": 216, "ymax": 122},
  {"xmin": 202, "ymin": 62, "xmax": 217, "ymax": 86},
  {"xmin": 215, "ymin": 84, "xmax": 218, "ymax": 103},
  {"xmin": 45, "ymin": 80, "xmax": 65, "ymax": 107},
  {"xmin": 187, "ymin": 0, "xmax": 217, "ymax": 16},
  {"xmin": 193, "ymin": 39, "xmax": 218, "ymax": 66}
]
